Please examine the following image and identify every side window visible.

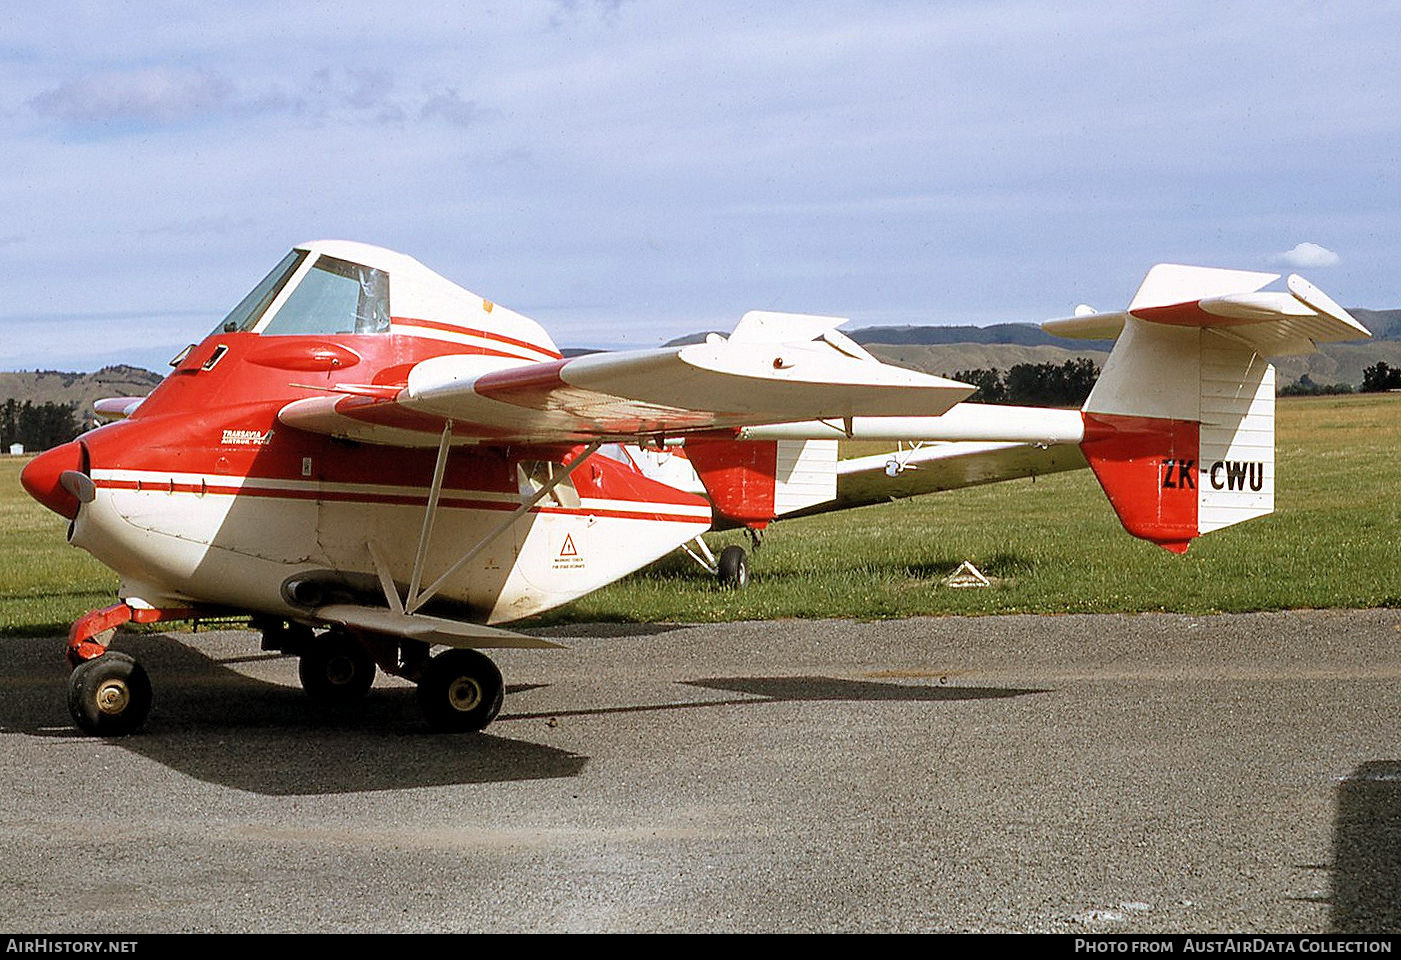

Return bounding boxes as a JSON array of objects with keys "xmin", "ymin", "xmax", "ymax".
[
  {"xmin": 260, "ymin": 255, "xmax": 390, "ymax": 336},
  {"xmin": 516, "ymin": 461, "xmax": 581, "ymax": 508}
]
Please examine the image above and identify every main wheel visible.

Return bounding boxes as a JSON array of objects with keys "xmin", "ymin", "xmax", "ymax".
[
  {"xmin": 417, "ymin": 649, "xmax": 504, "ymax": 732},
  {"xmin": 259, "ymin": 619, "xmax": 313, "ymax": 655},
  {"xmin": 299, "ymin": 629, "xmax": 376, "ymax": 705},
  {"xmin": 68, "ymin": 652, "xmax": 152, "ymax": 736},
  {"xmin": 717, "ymin": 545, "xmax": 749, "ymax": 589}
]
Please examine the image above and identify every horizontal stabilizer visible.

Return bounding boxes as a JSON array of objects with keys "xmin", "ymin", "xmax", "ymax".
[
  {"xmin": 1044, "ymin": 265, "xmax": 1371, "ymax": 357},
  {"xmin": 727, "ymin": 310, "xmax": 847, "ymax": 344}
]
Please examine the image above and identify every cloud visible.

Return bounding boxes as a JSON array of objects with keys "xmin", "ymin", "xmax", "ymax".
[
  {"xmin": 28, "ymin": 68, "xmax": 234, "ymax": 125},
  {"xmin": 550, "ymin": 0, "xmax": 630, "ymax": 28},
  {"xmin": 420, "ymin": 89, "xmax": 485, "ymax": 127},
  {"xmin": 28, "ymin": 65, "xmax": 463, "ymax": 132},
  {"xmin": 1274, "ymin": 242, "xmax": 1341, "ymax": 269}
]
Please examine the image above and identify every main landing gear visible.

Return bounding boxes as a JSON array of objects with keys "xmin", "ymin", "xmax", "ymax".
[
  {"xmin": 716, "ymin": 545, "xmax": 749, "ymax": 589},
  {"xmin": 296, "ymin": 627, "xmax": 377, "ymax": 706},
  {"xmin": 417, "ymin": 648, "xmax": 505, "ymax": 732},
  {"xmin": 61, "ymin": 604, "xmax": 508, "ymax": 736},
  {"xmin": 283, "ymin": 625, "xmax": 504, "ymax": 731}
]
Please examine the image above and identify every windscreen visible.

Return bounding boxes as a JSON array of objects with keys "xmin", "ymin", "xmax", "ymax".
[{"xmin": 211, "ymin": 249, "xmax": 307, "ymax": 335}]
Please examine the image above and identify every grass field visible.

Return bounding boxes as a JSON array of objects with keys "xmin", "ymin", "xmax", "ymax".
[{"xmin": 2, "ymin": 392, "xmax": 1397, "ymax": 636}]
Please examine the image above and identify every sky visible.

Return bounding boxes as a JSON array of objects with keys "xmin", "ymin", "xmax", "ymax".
[{"xmin": 3, "ymin": 1, "xmax": 1399, "ymax": 371}]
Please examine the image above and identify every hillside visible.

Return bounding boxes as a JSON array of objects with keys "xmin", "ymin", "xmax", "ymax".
[{"xmin": 0, "ymin": 365, "xmax": 163, "ymax": 416}]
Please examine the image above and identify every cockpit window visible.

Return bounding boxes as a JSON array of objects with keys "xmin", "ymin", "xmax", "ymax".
[
  {"xmin": 259, "ymin": 254, "xmax": 391, "ymax": 336},
  {"xmin": 212, "ymin": 249, "xmax": 306, "ymax": 335}
]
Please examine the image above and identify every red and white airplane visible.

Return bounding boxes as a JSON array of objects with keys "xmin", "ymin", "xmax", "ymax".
[{"xmin": 21, "ymin": 241, "xmax": 1370, "ymax": 736}]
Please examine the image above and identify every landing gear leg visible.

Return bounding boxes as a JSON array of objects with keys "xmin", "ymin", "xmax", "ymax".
[
  {"xmin": 417, "ymin": 648, "xmax": 504, "ymax": 732},
  {"xmin": 257, "ymin": 618, "xmax": 314, "ymax": 655}
]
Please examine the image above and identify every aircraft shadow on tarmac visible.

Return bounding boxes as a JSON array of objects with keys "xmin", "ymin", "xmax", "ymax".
[
  {"xmin": 1328, "ymin": 760, "xmax": 1401, "ymax": 933},
  {"xmin": 2, "ymin": 632, "xmax": 1043, "ymax": 798},
  {"xmin": 493, "ymin": 674, "xmax": 1045, "ymax": 722},
  {"xmin": 2, "ymin": 632, "xmax": 587, "ymax": 795}
]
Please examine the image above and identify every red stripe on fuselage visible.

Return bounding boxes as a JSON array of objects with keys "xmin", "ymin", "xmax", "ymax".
[
  {"xmin": 92, "ymin": 478, "xmax": 706, "ymax": 524},
  {"xmin": 391, "ymin": 317, "xmax": 563, "ymax": 360}
]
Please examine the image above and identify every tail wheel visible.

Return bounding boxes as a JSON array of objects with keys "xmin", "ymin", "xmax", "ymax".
[
  {"xmin": 717, "ymin": 545, "xmax": 750, "ymax": 589},
  {"xmin": 417, "ymin": 649, "xmax": 504, "ymax": 732},
  {"xmin": 299, "ymin": 629, "xmax": 376, "ymax": 705},
  {"xmin": 68, "ymin": 651, "xmax": 152, "ymax": 736}
]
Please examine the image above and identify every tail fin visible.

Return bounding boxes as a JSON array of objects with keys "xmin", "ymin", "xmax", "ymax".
[{"xmin": 1045, "ymin": 264, "xmax": 1370, "ymax": 553}]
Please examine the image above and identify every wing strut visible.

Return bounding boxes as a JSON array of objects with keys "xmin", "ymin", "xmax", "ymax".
[
  {"xmin": 401, "ymin": 439, "xmax": 604, "ymax": 615},
  {"xmin": 406, "ymin": 420, "xmax": 455, "ymax": 607}
]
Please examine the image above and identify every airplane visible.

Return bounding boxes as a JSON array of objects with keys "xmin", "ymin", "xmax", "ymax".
[{"xmin": 20, "ymin": 241, "xmax": 1371, "ymax": 736}]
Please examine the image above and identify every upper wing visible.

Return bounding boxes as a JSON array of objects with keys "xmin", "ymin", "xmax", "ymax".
[{"xmin": 279, "ymin": 312, "xmax": 974, "ymax": 446}]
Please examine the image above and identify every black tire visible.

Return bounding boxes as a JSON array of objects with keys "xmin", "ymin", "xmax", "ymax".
[
  {"xmin": 298, "ymin": 629, "xmax": 376, "ymax": 705},
  {"xmin": 417, "ymin": 649, "xmax": 504, "ymax": 733},
  {"xmin": 259, "ymin": 619, "xmax": 313, "ymax": 654},
  {"xmin": 68, "ymin": 652, "xmax": 152, "ymax": 736},
  {"xmin": 717, "ymin": 545, "xmax": 749, "ymax": 589}
]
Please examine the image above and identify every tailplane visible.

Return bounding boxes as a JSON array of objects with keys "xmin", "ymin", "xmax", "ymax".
[{"xmin": 1045, "ymin": 265, "xmax": 1370, "ymax": 552}]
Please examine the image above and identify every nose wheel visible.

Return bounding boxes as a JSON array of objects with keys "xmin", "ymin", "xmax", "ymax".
[{"xmin": 68, "ymin": 651, "xmax": 152, "ymax": 736}]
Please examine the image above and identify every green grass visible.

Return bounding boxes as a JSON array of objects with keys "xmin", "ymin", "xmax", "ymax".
[
  {"xmin": 537, "ymin": 392, "xmax": 1401, "ymax": 623},
  {"xmin": 3, "ymin": 393, "xmax": 1398, "ymax": 635},
  {"xmin": 0, "ymin": 457, "xmax": 121, "ymax": 635}
]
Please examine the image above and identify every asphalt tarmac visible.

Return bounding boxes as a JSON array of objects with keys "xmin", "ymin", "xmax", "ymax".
[{"xmin": 2, "ymin": 609, "xmax": 1399, "ymax": 933}]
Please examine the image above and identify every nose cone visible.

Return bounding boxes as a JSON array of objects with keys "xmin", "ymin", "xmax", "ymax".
[{"xmin": 21, "ymin": 441, "xmax": 86, "ymax": 519}]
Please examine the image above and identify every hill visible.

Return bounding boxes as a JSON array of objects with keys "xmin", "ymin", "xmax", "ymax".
[{"xmin": 0, "ymin": 365, "xmax": 163, "ymax": 417}]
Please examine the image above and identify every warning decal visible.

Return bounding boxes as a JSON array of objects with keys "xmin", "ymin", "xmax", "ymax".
[{"xmin": 553, "ymin": 532, "xmax": 585, "ymax": 570}]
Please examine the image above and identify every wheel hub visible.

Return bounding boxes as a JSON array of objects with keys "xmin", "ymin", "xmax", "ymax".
[
  {"xmin": 325, "ymin": 655, "xmax": 357, "ymax": 686},
  {"xmin": 94, "ymin": 679, "xmax": 130, "ymax": 715},
  {"xmin": 446, "ymin": 676, "xmax": 483, "ymax": 712}
]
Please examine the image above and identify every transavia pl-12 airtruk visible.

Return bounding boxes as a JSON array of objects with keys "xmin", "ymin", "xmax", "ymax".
[{"xmin": 20, "ymin": 241, "xmax": 1370, "ymax": 735}]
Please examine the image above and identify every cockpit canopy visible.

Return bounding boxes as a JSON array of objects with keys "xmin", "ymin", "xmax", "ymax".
[
  {"xmin": 202, "ymin": 241, "xmax": 562, "ymax": 363},
  {"xmin": 212, "ymin": 249, "xmax": 390, "ymax": 337}
]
